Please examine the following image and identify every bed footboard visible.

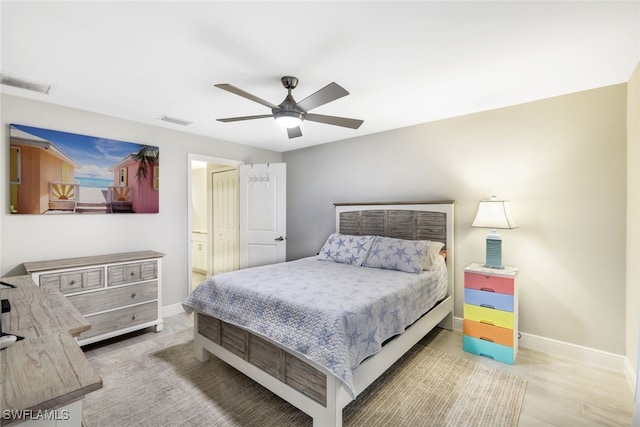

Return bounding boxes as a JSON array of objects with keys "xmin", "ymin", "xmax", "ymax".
[
  {"xmin": 195, "ymin": 313, "xmax": 328, "ymax": 406},
  {"xmin": 194, "ymin": 312, "xmax": 343, "ymax": 426},
  {"xmin": 192, "ymin": 295, "xmax": 453, "ymax": 427}
]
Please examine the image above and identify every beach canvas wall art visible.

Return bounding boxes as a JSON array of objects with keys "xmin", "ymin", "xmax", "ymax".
[{"xmin": 9, "ymin": 124, "xmax": 159, "ymax": 214}]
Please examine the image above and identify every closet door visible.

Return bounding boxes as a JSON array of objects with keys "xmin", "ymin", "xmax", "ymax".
[{"xmin": 212, "ymin": 168, "xmax": 239, "ymax": 275}]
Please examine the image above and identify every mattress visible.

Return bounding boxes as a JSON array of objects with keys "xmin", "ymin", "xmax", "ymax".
[{"xmin": 182, "ymin": 255, "xmax": 448, "ymax": 397}]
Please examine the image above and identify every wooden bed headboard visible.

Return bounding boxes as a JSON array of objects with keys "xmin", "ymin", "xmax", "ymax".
[
  {"xmin": 337, "ymin": 209, "xmax": 447, "ymax": 246},
  {"xmin": 334, "ymin": 201, "xmax": 453, "ymax": 246},
  {"xmin": 334, "ymin": 201, "xmax": 455, "ymax": 298}
]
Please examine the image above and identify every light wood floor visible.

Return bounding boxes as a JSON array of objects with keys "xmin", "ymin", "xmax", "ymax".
[
  {"xmin": 420, "ymin": 326, "xmax": 634, "ymax": 426},
  {"xmin": 83, "ymin": 312, "xmax": 635, "ymax": 426}
]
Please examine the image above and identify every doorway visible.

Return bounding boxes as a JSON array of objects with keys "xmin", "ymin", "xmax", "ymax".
[{"xmin": 188, "ymin": 154, "xmax": 242, "ymax": 290}]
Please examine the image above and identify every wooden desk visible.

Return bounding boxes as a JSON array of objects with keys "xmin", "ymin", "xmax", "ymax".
[{"xmin": 0, "ymin": 276, "xmax": 102, "ymax": 426}]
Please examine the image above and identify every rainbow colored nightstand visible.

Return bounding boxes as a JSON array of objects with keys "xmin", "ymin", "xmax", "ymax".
[{"xmin": 463, "ymin": 263, "xmax": 519, "ymax": 364}]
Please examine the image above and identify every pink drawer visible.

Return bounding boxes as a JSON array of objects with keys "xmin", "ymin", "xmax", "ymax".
[{"xmin": 464, "ymin": 271, "xmax": 514, "ymax": 295}]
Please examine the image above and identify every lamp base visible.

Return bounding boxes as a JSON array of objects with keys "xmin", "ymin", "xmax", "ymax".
[{"xmin": 484, "ymin": 234, "xmax": 504, "ymax": 269}]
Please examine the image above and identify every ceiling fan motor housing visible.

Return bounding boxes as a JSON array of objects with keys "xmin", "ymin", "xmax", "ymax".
[
  {"xmin": 281, "ymin": 76, "xmax": 299, "ymax": 90},
  {"xmin": 275, "ymin": 77, "xmax": 305, "ymax": 125}
]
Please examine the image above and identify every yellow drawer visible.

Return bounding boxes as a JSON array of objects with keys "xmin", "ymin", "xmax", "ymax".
[{"xmin": 464, "ymin": 303, "xmax": 514, "ymax": 329}]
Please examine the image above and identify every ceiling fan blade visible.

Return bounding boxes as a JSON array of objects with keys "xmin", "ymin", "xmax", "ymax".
[
  {"xmin": 287, "ymin": 126, "xmax": 303, "ymax": 139},
  {"xmin": 296, "ymin": 82, "xmax": 349, "ymax": 112},
  {"xmin": 216, "ymin": 114, "xmax": 273, "ymax": 123},
  {"xmin": 215, "ymin": 84, "xmax": 278, "ymax": 109},
  {"xmin": 305, "ymin": 113, "xmax": 364, "ymax": 129}
]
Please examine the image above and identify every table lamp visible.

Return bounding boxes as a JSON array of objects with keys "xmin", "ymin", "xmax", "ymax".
[{"xmin": 472, "ymin": 196, "xmax": 517, "ymax": 269}]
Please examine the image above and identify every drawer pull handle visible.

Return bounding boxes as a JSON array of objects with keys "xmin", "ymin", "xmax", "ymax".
[
  {"xmin": 131, "ymin": 293, "xmax": 137, "ymax": 299},
  {"xmin": 480, "ymin": 320, "xmax": 495, "ymax": 326},
  {"xmin": 480, "ymin": 287, "xmax": 495, "ymax": 292},
  {"xmin": 130, "ymin": 272, "xmax": 135, "ymax": 276},
  {"xmin": 479, "ymin": 353, "xmax": 495, "ymax": 359},
  {"xmin": 480, "ymin": 337, "xmax": 495, "ymax": 342},
  {"xmin": 480, "ymin": 304, "xmax": 495, "ymax": 309},
  {"xmin": 70, "ymin": 280, "xmax": 76, "ymax": 285},
  {"xmin": 132, "ymin": 314, "xmax": 137, "ymax": 321}
]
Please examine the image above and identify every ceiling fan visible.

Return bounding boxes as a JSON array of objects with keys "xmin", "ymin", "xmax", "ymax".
[{"xmin": 215, "ymin": 76, "xmax": 364, "ymax": 139}]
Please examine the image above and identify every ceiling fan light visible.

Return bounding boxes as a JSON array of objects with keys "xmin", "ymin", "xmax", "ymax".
[{"xmin": 274, "ymin": 111, "xmax": 303, "ymax": 128}]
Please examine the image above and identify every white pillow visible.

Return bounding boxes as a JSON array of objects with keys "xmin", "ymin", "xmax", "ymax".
[{"xmin": 423, "ymin": 241, "xmax": 445, "ymax": 271}]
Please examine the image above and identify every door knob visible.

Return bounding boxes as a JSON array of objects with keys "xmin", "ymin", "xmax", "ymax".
[{"xmin": 274, "ymin": 236, "xmax": 285, "ymax": 241}]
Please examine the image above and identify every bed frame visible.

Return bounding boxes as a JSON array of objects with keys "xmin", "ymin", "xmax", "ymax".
[{"xmin": 192, "ymin": 201, "xmax": 455, "ymax": 427}]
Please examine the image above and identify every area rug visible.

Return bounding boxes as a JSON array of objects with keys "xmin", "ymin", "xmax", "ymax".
[{"xmin": 83, "ymin": 328, "xmax": 526, "ymax": 426}]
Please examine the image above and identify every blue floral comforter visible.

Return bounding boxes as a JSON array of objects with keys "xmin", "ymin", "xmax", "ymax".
[{"xmin": 182, "ymin": 256, "xmax": 447, "ymax": 398}]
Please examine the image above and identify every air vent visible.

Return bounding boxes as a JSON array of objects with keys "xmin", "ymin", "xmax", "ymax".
[
  {"xmin": 158, "ymin": 114, "xmax": 193, "ymax": 126},
  {"xmin": 0, "ymin": 72, "xmax": 52, "ymax": 94}
]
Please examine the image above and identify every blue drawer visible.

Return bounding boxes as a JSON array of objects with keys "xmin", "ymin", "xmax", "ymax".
[
  {"xmin": 464, "ymin": 288, "xmax": 514, "ymax": 312},
  {"xmin": 463, "ymin": 335, "xmax": 515, "ymax": 364}
]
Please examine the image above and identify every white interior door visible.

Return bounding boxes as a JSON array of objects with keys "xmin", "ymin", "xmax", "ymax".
[
  {"xmin": 212, "ymin": 168, "xmax": 239, "ymax": 275},
  {"xmin": 239, "ymin": 163, "xmax": 286, "ymax": 268}
]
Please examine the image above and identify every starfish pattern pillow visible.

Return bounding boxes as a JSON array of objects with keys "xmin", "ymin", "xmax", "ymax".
[
  {"xmin": 317, "ymin": 233, "xmax": 374, "ymax": 266},
  {"xmin": 363, "ymin": 236, "xmax": 430, "ymax": 273}
]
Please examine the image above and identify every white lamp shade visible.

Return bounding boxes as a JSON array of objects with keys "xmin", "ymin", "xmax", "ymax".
[{"xmin": 472, "ymin": 200, "xmax": 518, "ymax": 229}]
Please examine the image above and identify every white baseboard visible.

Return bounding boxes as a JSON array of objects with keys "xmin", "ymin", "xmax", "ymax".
[
  {"xmin": 453, "ymin": 316, "xmax": 635, "ymax": 391},
  {"xmin": 625, "ymin": 356, "xmax": 638, "ymax": 397},
  {"xmin": 162, "ymin": 302, "xmax": 186, "ymax": 318}
]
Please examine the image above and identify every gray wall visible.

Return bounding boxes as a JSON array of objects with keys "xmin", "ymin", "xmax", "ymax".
[
  {"xmin": 0, "ymin": 94, "xmax": 282, "ymax": 306},
  {"xmin": 284, "ymin": 84, "xmax": 627, "ymax": 354}
]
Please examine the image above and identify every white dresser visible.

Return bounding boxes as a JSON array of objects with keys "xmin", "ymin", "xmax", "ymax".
[{"xmin": 24, "ymin": 250, "xmax": 164, "ymax": 346}]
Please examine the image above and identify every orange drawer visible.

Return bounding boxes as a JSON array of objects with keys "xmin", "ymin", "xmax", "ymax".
[
  {"xmin": 464, "ymin": 271, "xmax": 514, "ymax": 295},
  {"xmin": 463, "ymin": 319, "xmax": 513, "ymax": 347}
]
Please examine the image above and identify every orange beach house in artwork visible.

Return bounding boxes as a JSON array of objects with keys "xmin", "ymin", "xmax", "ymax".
[{"xmin": 9, "ymin": 124, "xmax": 159, "ymax": 214}]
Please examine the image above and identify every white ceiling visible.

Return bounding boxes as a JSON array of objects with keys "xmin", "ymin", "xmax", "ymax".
[{"xmin": 1, "ymin": 1, "xmax": 638, "ymax": 153}]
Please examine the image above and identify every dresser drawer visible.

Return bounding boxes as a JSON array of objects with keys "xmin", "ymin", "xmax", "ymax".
[
  {"xmin": 80, "ymin": 301, "xmax": 158, "ymax": 340},
  {"xmin": 464, "ymin": 304, "xmax": 514, "ymax": 329},
  {"xmin": 463, "ymin": 335, "xmax": 515, "ymax": 364},
  {"xmin": 40, "ymin": 268, "xmax": 104, "ymax": 294},
  {"xmin": 108, "ymin": 260, "xmax": 157, "ymax": 286},
  {"xmin": 464, "ymin": 288, "xmax": 514, "ymax": 312},
  {"xmin": 464, "ymin": 271, "xmax": 514, "ymax": 295},
  {"xmin": 67, "ymin": 281, "xmax": 157, "ymax": 315},
  {"xmin": 463, "ymin": 319, "xmax": 514, "ymax": 347}
]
